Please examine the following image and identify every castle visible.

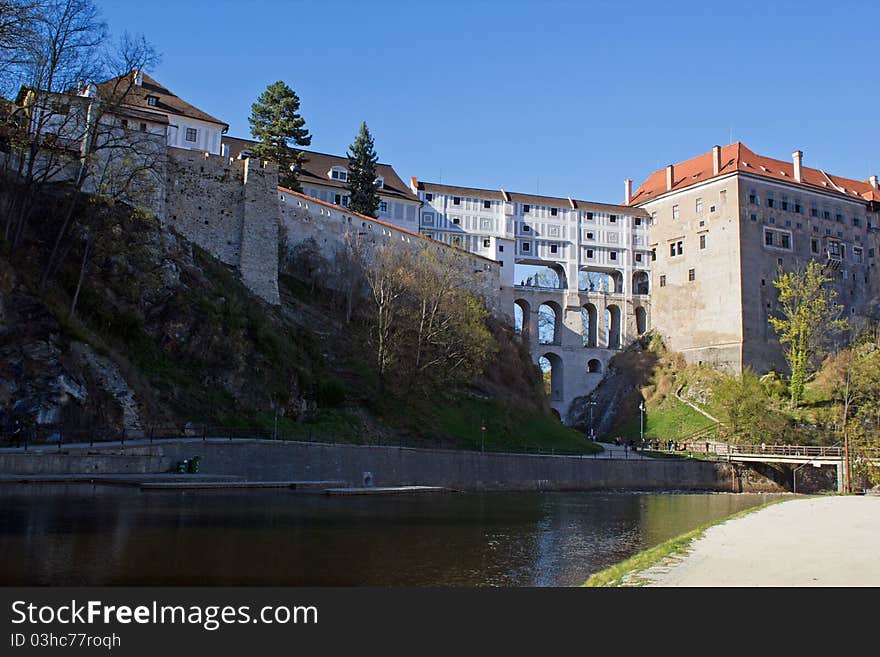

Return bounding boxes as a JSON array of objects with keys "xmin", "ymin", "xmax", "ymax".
[{"xmin": 14, "ymin": 71, "xmax": 880, "ymax": 424}]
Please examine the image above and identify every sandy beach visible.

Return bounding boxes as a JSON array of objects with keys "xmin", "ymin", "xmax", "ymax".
[{"xmin": 636, "ymin": 496, "xmax": 880, "ymax": 587}]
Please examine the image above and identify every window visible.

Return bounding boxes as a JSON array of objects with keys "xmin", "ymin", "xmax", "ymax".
[
  {"xmin": 550, "ymin": 208, "xmax": 558, "ymax": 216},
  {"xmin": 677, "ymin": 241, "xmax": 683, "ymax": 255},
  {"xmin": 586, "ymin": 249, "xmax": 594, "ymax": 258},
  {"xmin": 550, "ymin": 244, "xmax": 558, "ymax": 254},
  {"xmin": 765, "ymin": 231, "xmax": 774, "ymax": 246},
  {"xmin": 750, "ymin": 213, "xmax": 757, "ymax": 221},
  {"xmin": 749, "ymin": 191, "xmax": 757, "ymax": 204},
  {"xmin": 586, "ymin": 231, "xmax": 594, "ymax": 240},
  {"xmin": 120, "ymin": 119, "xmax": 129, "ymax": 128},
  {"xmin": 781, "ymin": 196, "xmax": 789, "ymax": 211},
  {"xmin": 795, "ymin": 201, "xmax": 802, "ymax": 214},
  {"xmin": 523, "ymin": 204, "xmax": 530, "ymax": 213},
  {"xmin": 672, "ymin": 205, "xmax": 679, "ymax": 220},
  {"xmin": 781, "ymin": 234, "xmax": 791, "ymax": 249},
  {"xmin": 452, "ymin": 217, "xmax": 460, "ymax": 225},
  {"xmin": 453, "ymin": 197, "xmax": 461, "ymax": 205},
  {"xmin": 498, "ymin": 245, "xmax": 504, "ymax": 252},
  {"xmin": 636, "ymin": 253, "xmax": 643, "ymax": 262},
  {"xmin": 670, "ymin": 243, "xmax": 676, "ymax": 257},
  {"xmin": 609, "ymin": 251, "xmax": 617, "ymax": 260},
  {"xmin": 853, "ymin": 216, "xmax": 861, "ymax": 227},
  {"xmin": 139, "ymin": 122, "xmax": 147, "ymax": 132},
  {"xmin": 422, "ymin": 212, "xmax": 434, "ymax": 225},
  {"xmin": 522, "ymin": 225, "xmax": 531, "ymax": 232},
  {"xmin": 688, "ymin": 268, "xmax": 695, "ymax": 281},
  {"xmin": 185, "ymin": 127, "xmax": 197, "ymax": 142},
  {"xmin": 699, "ymin": 234, "xmax": 706, "ymax": 249},
  {"xmin": 146, "ymin": 95, "xmax": 158, "ymax": 106},
  {"xmin": 379, "ymin": 201, "xmax": 388, "ymax": 212},
  {"xmin": 823, "ymin": 210, "xmax": 831, "ymax": 220},
  {"xmin": 374, "ymin": 177, "xmax": 384, "ymax": 189},
  {"xmin": 483, "ymin": 239, "xmax": 491, "ymax": 248},
  {"xmin": 854, "ymin": 247, "xmax": 863, "ymax": 264},
  {"xmin": 425, "ymin": 193, "xmax": 433, "ymax": 201},
  {"xmin": 835, "ymin": 213, "xmax": 843, "ymax": 223},
  {"xmin": 710, "ymin": 205, "xmax": 716, "ymax": 212},
  {"xmin": 479, "ymin": 199, "xmax": 490, "ymax": 209},
  {"xmin": 811, "ymin": 239, "xmax": 819, "ymax": 254},
  {"xmin": 696, "ymin": 197, "xmax": 703, "ymax": 213},
  {"xmin": 586, "ymin": 212, "xmax": 594, "ymax": 221},
  {"xmin": 767, "ymin": 196, "xmax": 775, "ymax": 208},
  {"xmin": 651, "ymin": 248, "xmax": 656, "ymax": 261},
  {"xmin": 522, "ymin": 242, "xmax": 531, "ymax": 252},
  {"xmin": 609, "ymin": 214, "xmax": 617, "ymax": 222},
  {"xmin": 810, "ymin": 206, "xmax": 818, "ymax": 217},
  {"xmin": 659, "ymin": 275, "xmax": 666, "ymax": 287},
  {"xmin": 635, "ymin": 217, "xmax": 642, "ymax": 226}
]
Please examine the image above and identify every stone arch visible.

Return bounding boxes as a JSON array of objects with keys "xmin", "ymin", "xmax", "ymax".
[
  {"xmin": 635, "ymin": 306, "xmax": 647, "ymax": 335},
  {"xmin": 633, "ymin": 270, "xmax": 649, "ymax": 295},
  {"xmin": 581, "ymin": 303, "xmax": 598, "ymax": 347},
  {"xmin": 539, "ymin": 353, "xmax": 564, "ymax": 402},
  {"xmin": 538, "ymin": 301, "xmax": 562, "ymax": 345},
  {"xmin": 513, "ymin": 299, "xmax": 531, "ymax": 340},
  {"xmin": 606, "ymin": 304, "xmax": 621, "ymax": 349},
  {"xmin": 587, "ymin": 358, "xmax": 602, "ymax": 374},
  {"xmin": 611, "ymin": 270, "xmax": 624, "ymax": 294},
  {"xmin": 579, "ymin": 268, "xmax": 624, "ymax": 294}
]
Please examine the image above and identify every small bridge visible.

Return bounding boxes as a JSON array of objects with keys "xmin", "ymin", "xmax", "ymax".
[{"xmin": 665, "ymin": 441, "xmax": 879, "ymax": 493}]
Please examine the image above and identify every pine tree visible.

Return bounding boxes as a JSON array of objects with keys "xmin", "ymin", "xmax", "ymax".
[
  {"xmin": 346, "ymin": 121, "xmax": 380, "ymax": 217},
  {"xmin": 248, "ymin": 81, "xmax": 311, "ymax": 190}
]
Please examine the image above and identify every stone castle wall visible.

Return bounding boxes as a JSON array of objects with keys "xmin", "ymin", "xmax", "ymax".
[{"xmin": 164, "ymin": 148, "xmax": 279, "ymax": 304}]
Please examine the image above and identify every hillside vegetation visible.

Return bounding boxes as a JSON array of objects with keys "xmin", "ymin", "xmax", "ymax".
[{"xmin": 1, "ymin": 185, "xmax": 599, "ymax": 454}]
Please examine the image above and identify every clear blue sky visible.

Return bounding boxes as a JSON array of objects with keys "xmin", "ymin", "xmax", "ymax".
[{"xmin": 98, "ymin": 0, "xmax": 878, "ymax": 204}]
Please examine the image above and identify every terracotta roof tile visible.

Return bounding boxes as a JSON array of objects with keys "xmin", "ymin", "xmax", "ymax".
[{"xmin": 630, "ymin": 142, "xmax": 880, "ymax": 205}]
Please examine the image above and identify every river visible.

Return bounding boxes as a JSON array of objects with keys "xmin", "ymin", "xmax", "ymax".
[{"xmin": 0, "ymin": 484, "xmax": 780, "ymax": 586}]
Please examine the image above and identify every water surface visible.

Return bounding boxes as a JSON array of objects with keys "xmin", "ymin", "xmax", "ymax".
[{"xmin": 0, "ymin": 485, "xmax": 779, "ymax": 586}]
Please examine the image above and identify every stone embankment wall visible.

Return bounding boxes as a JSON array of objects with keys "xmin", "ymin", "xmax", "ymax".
[{"xmin": 0, "ymin": 440, "xmax": 784, "ymax": 493}]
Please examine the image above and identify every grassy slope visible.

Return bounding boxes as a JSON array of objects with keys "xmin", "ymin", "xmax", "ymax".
[{"xmin": 608, "ymin": 398, "xmax": 714, "ymax": 442}]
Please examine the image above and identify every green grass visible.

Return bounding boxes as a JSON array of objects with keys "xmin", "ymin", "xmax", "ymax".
[
  {"xmin": 582, "ymin": 498, "xmax": 791, "ymax": 587},
  {"xmin": 611, "ymin": 398, "xmax": 715, "ymax": 442},
  {"xmin": 429, "ymin": 397, "xmax": 603, "ymax": 455}
]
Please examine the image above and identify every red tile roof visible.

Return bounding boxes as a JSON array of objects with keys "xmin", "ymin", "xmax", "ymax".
[{"xmin": 629, "ymin": 142, "xmax": 880, "ymax": 205}]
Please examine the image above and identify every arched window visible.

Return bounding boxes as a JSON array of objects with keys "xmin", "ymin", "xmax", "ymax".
[{"xmin": 587, "ymin": 359, "xmax": 602, "ymax": 374}]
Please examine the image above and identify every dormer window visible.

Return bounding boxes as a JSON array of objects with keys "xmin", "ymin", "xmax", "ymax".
[
  {"xmin": 374, "ymin": 176, "xmax": 384, "ymax": 189},
  {"xmin": 330, "ymin": 167, "xmax": 348, "ymax": 181},
  {"xmin": 146, "ymin": 95, "xmax": 158, "ymax": 106}
]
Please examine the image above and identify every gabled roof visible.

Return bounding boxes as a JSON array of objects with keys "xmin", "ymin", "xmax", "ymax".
[
  {"xmin": 412, "ymin": 179, "xmax": 649, "ymax": 217},
  {"xmin": 96, "ymin": 72, "xmax": 228, "ymax": 129},
  {"xmin": 629, "ymin": 142, "xmax": 880, "ymax": 205},
  {"xmin": 223, "ymin": 136, "xmax": 420, "ymax": 204}
]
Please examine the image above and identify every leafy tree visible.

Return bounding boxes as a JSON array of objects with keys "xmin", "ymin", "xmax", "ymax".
[
  {"xmin": 248, "ymin": 80, "xmax": 311, "ymax": 190},
  {"xmin": 712, "ymin": 369, "xmax": 788, "ymax": 444},
  {"xmin": 768, "ymin": 261, "xmax": 848, "ymax": 406},
  {"xmin": 346, "ymin": 121, "xmax": 380, "ymax": 217}
]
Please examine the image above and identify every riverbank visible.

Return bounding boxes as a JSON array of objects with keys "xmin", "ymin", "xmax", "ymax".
[
  {"xmin": 0, "ymin": 438, "xmax": 786, "ymax": 493},
  {"xmin": 586, "ymin": 495, "xmax": 880, "ymax": 586}
]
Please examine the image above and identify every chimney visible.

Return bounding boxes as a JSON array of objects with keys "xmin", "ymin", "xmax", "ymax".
[
  {"xmin": 133, "ymin": 69, "xmax": 143, "ymax": 86},
  {"xmin": 624, "ymin": 178, "xmax": 632, "ymax": 204},
  {"xmin": 665, "ymin": 164, "xmax": 674, "ymax": 192},
  {"xmin": 792, "ymin": 150, "xmax": 803, "ymax": 182},
  {"xmin": 869, "ymin": 175, "xmax": 878, "ymax": 190},
  {"xmin": 712, "ymin": 145, "xmax": 721, "ymax": 176}
]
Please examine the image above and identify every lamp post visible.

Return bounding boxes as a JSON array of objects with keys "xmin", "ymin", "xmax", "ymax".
[
  {"xmin": 639, "ymin": 401, "xmax": 645, "ymax": 447},
  {"xmin": 587, "ymin": 401, "xmax": 597, "ymax": 441}
]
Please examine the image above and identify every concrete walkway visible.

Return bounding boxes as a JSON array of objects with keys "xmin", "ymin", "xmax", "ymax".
[{"xmin": 636, "ymin": 496, "xmax": 880, "ymax": 586}]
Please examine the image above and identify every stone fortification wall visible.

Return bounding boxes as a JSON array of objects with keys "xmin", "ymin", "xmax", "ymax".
[
  {"xmin": 164, "ymin": 148, "xmax": 279, "ymax": 304},
  {"xmin": 278, "ymin": 189, "xmax": 503, "ymax": 314}
]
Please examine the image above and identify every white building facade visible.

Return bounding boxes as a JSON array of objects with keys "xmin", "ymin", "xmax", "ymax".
[{"xmin": 410, "ymin": 179, "xmax": 652, "ymax": 424}]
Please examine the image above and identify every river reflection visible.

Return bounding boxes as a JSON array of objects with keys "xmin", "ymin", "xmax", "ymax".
[{"xmin": 0, "ymin": 485, "xmax": 780, "ymax": 586}]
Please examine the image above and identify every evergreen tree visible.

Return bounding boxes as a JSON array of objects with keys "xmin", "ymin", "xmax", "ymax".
[
  {"xmin": 248, "ymin": 80, "xmax": 311, "ymax": 190},
  {"xmin": 346, "ymin": 121, "xmax": 380, "ymax": 217}
]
